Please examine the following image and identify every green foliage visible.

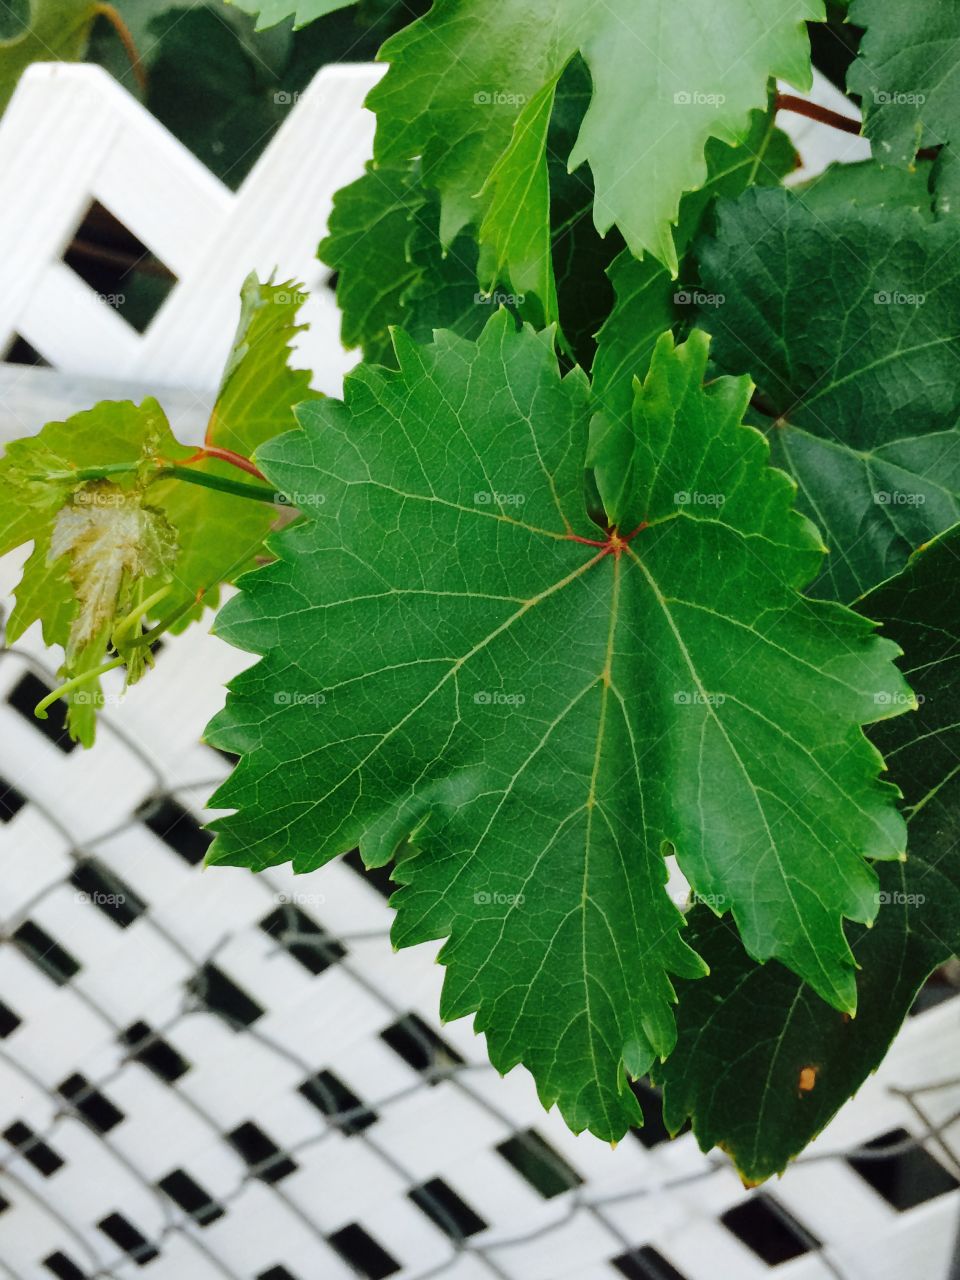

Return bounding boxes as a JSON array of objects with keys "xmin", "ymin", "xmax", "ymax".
[
  {"xmin": 592, "ymin": 105, "xmax": 796, "ymax": 422},
  {"xmin": 0, "ymin": 276, "xmax": 313, "ymax": 742},
  {"xmin": 368, "ymin": 0, "xmax": 821, "ymax": 285},
  {"xmin": 693, "ymin": 179, "xmax": 960, "ymax": 602},
  {"xmin": 656, "ymin": 526, "xmax": 960, "ymax": 1180},
  {"xmin": 849, "ymin": 0, "xmax": 960, "ymax": 166},
  {"xmin": 6, "ymin": 0, "xmax": 960, "ymax": 1179}
]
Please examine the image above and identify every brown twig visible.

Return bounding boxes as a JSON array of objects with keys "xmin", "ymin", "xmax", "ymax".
[
  {"xmin": 93, "ymin": 3, "xmax": 147, "ymax": 94},
  {"xmin": 775, "ymin": 92, "xmax": 940, "ymax": 161}
]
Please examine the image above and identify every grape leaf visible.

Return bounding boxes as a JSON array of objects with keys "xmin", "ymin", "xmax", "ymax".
[
  {"xmin": 143, "ymin": 273, "xmax": 320, "ymax": 627},
  {"xmin": 848, "ymin": 0, "xmax": 960, "ymax": 167},
  {"xmin": 205, "ymin": 312, "xmax": 909, "ymax": 1139},
  {"xmin": 227, "ymin": 0, "xmax": 353, "ymax": 33},
  {"xmin": 368, "ymin": 0, "xmax": 822, "ymax": 281},
  {"xmin": 655, "ymin": 524, "xmax": 960, "ymax": 1182},
  {"xmin": 0, "ymin": 275, "xmax": 313, "ymax": 742},
  {"xmin": 0, "ymin": 401, "xmax": 194, "ymax": 743},
  {"xmin": 694, "ymin": 185, "xmax": 960, "ymax": 602}
]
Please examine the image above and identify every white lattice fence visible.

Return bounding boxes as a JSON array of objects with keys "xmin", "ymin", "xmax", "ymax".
[{"xmin": 0, "ymin": 59, "xmax": 956, "ymax": 1280}]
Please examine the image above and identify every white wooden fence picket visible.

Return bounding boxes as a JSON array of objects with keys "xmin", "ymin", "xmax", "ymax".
[
  {"xmin": 0, "ymin": 57, "xmax": 956, "ymax": 1280},
  {"xmin": 0, "ymin": 60, "xmax": 384, "ymax": 398}
]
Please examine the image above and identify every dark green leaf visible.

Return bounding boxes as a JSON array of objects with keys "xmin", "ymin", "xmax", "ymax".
[
  {"xmin": 655, "ymin": 524, "xmax": 960, "ymax": 1182},
  {"xmin": 694, "ymin": 183, "xmax": 960, "ymax": 601}
]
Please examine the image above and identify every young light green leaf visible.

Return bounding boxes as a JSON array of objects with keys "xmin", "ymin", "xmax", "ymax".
[
  {"xmin": 369, "ymin": 0, "xmax": 822, "ymax": 276},
  {"xmin": 145, "ymin": 273, "xmax": 320, "ymax": 627},
  {"xmin": 205, "ymin": 313, "xmax": 909, "ymax": 1140},
  {"xmin": 478, "ymin": 80, "xmax": 558, "ymax": 327},
  {"xmin": 694, "ymin": 185, "xmax": 960, "ymax": 602},
  {"xmin": 0, "ymin": 401, "xmax": 191, "ymax": 744},
  {"xmin": 655, "ymin": 524, "xmax": 960, "ymax": 1182},
  {"xmin": 0, "ymin": 275, "xmax": 315, "ymax": 742}
]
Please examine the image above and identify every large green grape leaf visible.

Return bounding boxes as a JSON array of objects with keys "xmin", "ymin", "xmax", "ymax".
[
  {"xmin": 655, "ymin": 524, "xmax": 960, "ymax": 1182},
  {"xmin": 368, "ymin": 0, "xmax": 822, "ymax": 283},
  {"xmin": 848, "ymin": 0, "xmax": 960, "ymax": 167},
  {"xmin": 694, "ymin": 185, "xmax": 960, "ymax": 603},
  {"xmin": 592, "ymin": 107, "xmax": 797, "ymax": 424},
  {"xmin": 205, "ymin": 312, "xmax": 909, "ymax": 1139}
]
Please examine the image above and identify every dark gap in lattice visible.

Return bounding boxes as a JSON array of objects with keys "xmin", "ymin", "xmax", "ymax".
[
  {"xmin": 187, "ymin": 962, "xmax": 264, "ymax": 1028},
  {"xmin": 327, "ymin": 1223, "xmax": 400, "ymax": 1280},
  {"xmin": 629, "ymin": 1080, "xmax": 687, "ymax": 1148},
  {"xmin": 379, "ymin": 1012, "xmax": 464, "ymax": 1080},
  {"xmin": 343, "ymin": 848, "xmax": 395, "ymax": 900},
  {"xmin": 69, "ymin": 858, "xmax": 147, "ymax": 928},
  {"xmin": 97, "ymin": 1211, "xmax": 159, "ymax": 1267},
  {"xmin": 3, "ymin": 1120, "xmax": 64, "ymax": 1176},
  {"xmin": 846, "ymin": 1127, "xmax": 960, "ymax": 1210},
  {"xmin": 8, "ymin": 673, "xmax": 77, "ymax": 754},
  {"xmin": 226, "ymin": 1120, "xmax": 297, "ymax": 1184},
  {"xmin": 408, "ymin": 1176, "xmax": 487, "ymax": 1239},
  {"xmin": 613, "ymin": 1244, "xmax": 690, "ymax": 1280},
  {"xmin": 0, "ymin": 773, "xmax": 26, "ymax": 822},
  {"xmin": 57, "ymin": 1073, "xmax": 124, "ymax": 1134},
  {"xmin": 0, "ymin": 998, "xmax": 21, "ymax": 1038},
  {"xmin": 721, "ymin": 1193, "xmax": 820, "ymax": 1265},
  {"xmin": 259, "ymin": 905, "xmax": 346, "ymax": 975},
  {"xmin": 63, "ymin": 199, "xmax": 178, "ymax": 335},
  {"xmin": 157, "ymin": 1168, "xmax": 225, "ymax": 1226},
  {"xmin": 120, "ymin": 1020, "xmax": 190, "ymax": 1082},
  {"xmin": 43, "ymin": 1252, "xmax": 86, "ymax": 1280},
  {"xmin": 324, "ymin": 270, "xmax": 339, "ymax": 293},
  {"xmin": 299, "ymin": 1069, "xmax": 378, "ymax": 1135},
  {"xmin": 2, "ymin": 333, "xmax": 50, "ymax": 366},
  {"xmin": 257, "ymin": 1268, "xmax": 300, "ymax": 1280},
  {"xmin": 11, "ymin": 920, "xmax": 80, "ymax": 985},
  {"xmin": 495, "ymin": 1129, "xmax": 583, "ymax": 1199},
  {"xmin": 138, "ymin": 794, "xmax": 211, "ymax": 864}
]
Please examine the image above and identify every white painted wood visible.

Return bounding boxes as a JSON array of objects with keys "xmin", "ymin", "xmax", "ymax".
[{"xmin": 0, "ymin": 61, "xmax": 383, "ymax": 397}]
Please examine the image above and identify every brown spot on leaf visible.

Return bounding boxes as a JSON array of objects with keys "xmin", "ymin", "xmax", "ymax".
[{"xmin": 798, "ymin": 1065, "xmax": 817, "ymax": 1093}]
